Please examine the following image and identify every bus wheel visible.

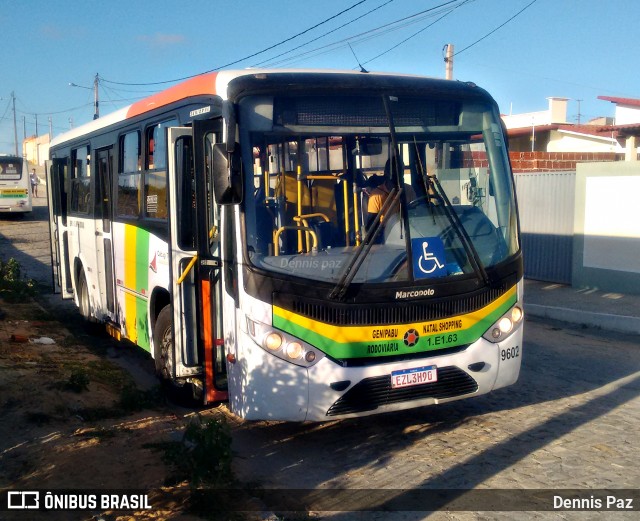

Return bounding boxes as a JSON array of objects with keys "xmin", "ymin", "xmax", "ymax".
[
  {"xmin": 153, "ymin": 306, "xmax": 174, "ymax": 381},
  {"xmin": 77, "ymin": 271, "xmax": 91, "ymax": 321}
]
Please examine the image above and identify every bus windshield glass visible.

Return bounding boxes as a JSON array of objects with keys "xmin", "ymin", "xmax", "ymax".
[{"xmin": 240, "ymin": 94, "xmax": 518, "ymax": 285}]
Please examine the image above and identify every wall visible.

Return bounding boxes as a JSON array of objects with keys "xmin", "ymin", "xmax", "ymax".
[
  {"xmin": 573, "ymin": 162, "xmax": 640, "ymax": 294},
  {"xmin": 502, "ymin": 97, "xmax": 568, "ymax": 129},
  {"xmin": 23, "ymin": 134, "xmax": 50, "ymax": 166},
  {"xmin": 547, "ymin": 130, "xmax": 619, "ymax": 153},
  {"xmin": 513, "ymin": 160, "xmax": 640, "ymax": 294},
  {"xmin": 510, "ymin": 152, "xmax": 619, "ymax": 172},
  {"xmin": 615, "ymin": 105, "xmax": 640, "ymax": 125}
]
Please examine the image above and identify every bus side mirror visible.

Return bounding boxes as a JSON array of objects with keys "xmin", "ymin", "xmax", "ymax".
[
  {"xmin": 212, "ymin": 143, "xmax": 243, "ymax": 205},
  {"xmin": 223, "ymin": 100, "xmax": 237, "ymax": 153}
]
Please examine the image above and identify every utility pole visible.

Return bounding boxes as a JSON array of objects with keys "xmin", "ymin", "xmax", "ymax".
[
  {"xmin": 531, "ymin": 117, "xmax": 536, "ymax": 152},
  {"xmin": 93, "ymin": 73, "xmax": 100, "ymax": 119},
  {"xmin": 69, "ymin": 73, "xmax": 99, "ymax": 120},
  {"xmin": 576, "ymin": 99, "xmax": 582, "ymax": 125},
  {"xmin": 49, "ymin": 117, "xmax": 53, "ymax": 139},
  {"xmin": 12, "ymin": 91, "xmax": 18, "ymax": 156},
  {"xmin": 444, "ymin": 44, "xmax": 454, "ymax": 80}
]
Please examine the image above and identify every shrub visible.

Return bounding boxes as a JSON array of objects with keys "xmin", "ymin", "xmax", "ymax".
[{"xmin": 0, "ymin": 258, "xmax": 38, "ymax": 302}]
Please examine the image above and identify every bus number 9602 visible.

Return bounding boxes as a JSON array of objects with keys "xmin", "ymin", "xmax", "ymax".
[{"xmin": 501, "ymin": 346, "xmax": 520, "ymax": 361}]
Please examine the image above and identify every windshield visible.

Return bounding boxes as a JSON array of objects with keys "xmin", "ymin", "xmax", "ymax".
[{"xmin": 240, "ymin": 94, "xmax": 518, "ymax": 286}]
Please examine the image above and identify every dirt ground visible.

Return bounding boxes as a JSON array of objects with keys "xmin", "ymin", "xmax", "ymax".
[{"xmin": 0, "ymin": 295, "xmax": 245, "ymax": 521}]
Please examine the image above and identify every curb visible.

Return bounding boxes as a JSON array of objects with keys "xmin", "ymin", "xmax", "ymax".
[{"xmin": 525, "ymin": 303, "xmax": 640, "ymax": 336}]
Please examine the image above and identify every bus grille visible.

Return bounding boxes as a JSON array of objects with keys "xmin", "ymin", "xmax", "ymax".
[
  {"xmin": 278, "ymin": 284, "xmax": 508, "ymax": 326},
  {"xmin": 326, "ymin": 366, "xmax": 477, "ymax": 417}
]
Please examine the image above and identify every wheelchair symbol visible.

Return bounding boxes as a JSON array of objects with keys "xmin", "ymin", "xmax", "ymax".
[{"xmin": 418, "ymin": 241, "xmax": 445, "ymax": 274}]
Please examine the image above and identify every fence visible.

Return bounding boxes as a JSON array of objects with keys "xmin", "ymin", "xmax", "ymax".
[
  {"xmin": 514, "ymin": 161, "xmax": 640, "ymax": 295},
  {"xmin": 514, "ymin": 171, "xmax": 576, "ymax": 284}
]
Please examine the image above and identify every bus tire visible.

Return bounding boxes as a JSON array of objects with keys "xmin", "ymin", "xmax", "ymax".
[
  {"xmin": 77, "ymin": 270, "xmax": 91, "ymax": 321},
  {"xmin": 153, "ymin": 306, "xmax": 174, "ymax": 381}
]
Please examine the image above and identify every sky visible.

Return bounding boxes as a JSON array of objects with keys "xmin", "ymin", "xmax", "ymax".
[{"xmin": 1, "ymin": 0, "xmax": 637, "ymax": 155}]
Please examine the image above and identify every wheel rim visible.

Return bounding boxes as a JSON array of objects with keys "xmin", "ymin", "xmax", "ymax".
[
  {"xmin": 159, "ymin": 324, "xmax": 173, "ymax": 379},
  {"xmin": 79, "ymin": 275, "xmax": 90, "ymax": 319}
]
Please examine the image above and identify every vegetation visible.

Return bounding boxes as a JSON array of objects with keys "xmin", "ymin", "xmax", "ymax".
[
  {"xmin": 64, "ymin": 369, "xmax": 90, "ymax": 393},
  {"xmin": 146, "ymin": 415, "xmax": 233, "ymax": 487},
  {"xmin": 0, "ymin": 258, "xmax": 38, "ymax": 302}
]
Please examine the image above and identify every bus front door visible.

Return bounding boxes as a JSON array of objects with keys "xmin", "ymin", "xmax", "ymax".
[
  {"xmin": 193, "ymin": 119, "xmax": 227, "ymax": 403},
  {"xmin": 46, "ymin": 158, "xmax": 73, "ymax": 299},
  {"xmin": 167, "ymin": 127, "xmax": 226, "ymax": 403}
]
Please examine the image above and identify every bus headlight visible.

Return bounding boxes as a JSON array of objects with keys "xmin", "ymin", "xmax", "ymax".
[
  {"xmin": 483, "ymin": 305, "xmax": 524, "ymax": 343},
  {"xmin": 246, "ymin": 317, "xmax": 324, "ymax": 367},
  {"xmin": 264, "ymin": 332, "xmax": 283, "ymax": 351},
  {"xmin": 285, "ymin": 342, "xmax": 303, "ymax": 360}
]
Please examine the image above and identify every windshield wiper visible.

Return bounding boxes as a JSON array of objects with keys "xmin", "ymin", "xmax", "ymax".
[
  {"xmin": 328, "ymin": 95, "xmax": 406, "ymax": 301},
  {"xmin": 410, "ymin": 136, "xmax": 489, "ymax": 286},
  {"xmin": 421, "ymin": 168, "xmax": 489, "ymax": 286},
  {"xmin": 328, "ymin": 186, "xmax": 402, "ymax": 300}
]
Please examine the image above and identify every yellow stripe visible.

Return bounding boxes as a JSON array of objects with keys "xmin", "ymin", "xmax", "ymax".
[
  {"xmin": 274, "ymin": 285, "xmax": 517, "ymax": 342},
  {"xmin": 124, "ymin": 225, "xmax": 137, "ymax": 343}
]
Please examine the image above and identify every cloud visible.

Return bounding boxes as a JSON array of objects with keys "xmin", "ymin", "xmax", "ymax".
[{"xmin": 137, "ymin": 33, "xmax": 186, "ymax": 49}]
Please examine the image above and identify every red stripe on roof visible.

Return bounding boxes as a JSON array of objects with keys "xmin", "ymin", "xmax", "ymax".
[{"xmin": 126, "ymin": 72, "xmax": 219, "ymax": 119}]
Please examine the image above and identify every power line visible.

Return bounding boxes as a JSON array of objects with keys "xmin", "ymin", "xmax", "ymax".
[
  {"xmin": 454, "ymin": 0, "xmax": 539, "ymax": 57},
  {"xmin": 0, "ymin": 97, "xmax": 12, "ymax": 122},
  {"xmin": 102, "ymin": 0, "xmax": 370, "ymax": 87},
  {"xmin": 16, "ymin": 102, "xmax": 95, "ymax": 117},
  {"xmin": 261, "ymin": 0, "xmax": 467, "ymax": 68},
  {"xmin": 252, "ymin": 0, "xmax": 395, "ymax": 67},
  {"xmin": 361, "ymin": 0, "xmax": 472, "ymax": 66},
  {"xmin": 100, "ymin": 83, "xmax": 148, "ymax": 106}
]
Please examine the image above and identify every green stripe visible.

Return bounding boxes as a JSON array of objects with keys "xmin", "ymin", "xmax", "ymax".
[
  {"xmin": 135, "ymin": 228, "xmax": 150, "ymax": 351},
  {"xmin": 135, "ymin": 229, "xmax": 150, "ymax": 294},
  {"xmin": 136, "ymin": 297, "xmax": 150, "ymax": 352}
]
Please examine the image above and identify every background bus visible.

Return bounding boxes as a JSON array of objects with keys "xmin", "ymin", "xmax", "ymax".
[
  {"xmin": 48, "ymin": 69, "xmax": 523, "ymax": 421},
  {"xmin": 0, "ymin": 155, "xmax": 32, "ymax": 214}
]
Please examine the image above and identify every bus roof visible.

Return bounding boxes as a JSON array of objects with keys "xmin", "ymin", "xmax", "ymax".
[{"xmin": 50, "ymin": 69, "xmax": 479, "ymax": 148}]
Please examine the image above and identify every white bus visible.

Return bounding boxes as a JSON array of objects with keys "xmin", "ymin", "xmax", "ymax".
[
  {"xmin": 0, "ymin": 155, "xmax": 32, "ymax": 214},
  {"xmin": 48, "ymin": 69, "xmax": 523, "ymax": 421}
]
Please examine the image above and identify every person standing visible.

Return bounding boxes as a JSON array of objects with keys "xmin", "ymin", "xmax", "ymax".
[{"xmin": 30, "ymin": 169, "xmax": 39, "ymax": 197}]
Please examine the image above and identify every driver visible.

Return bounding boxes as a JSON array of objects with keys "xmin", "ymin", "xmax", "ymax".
[
  {"xmin": 364, "ymin": 157, "xmax": 404, "ymax": 227},
  {"xmin": 364, "ymin": 174, "xmax": 393, "ymax": 228}
]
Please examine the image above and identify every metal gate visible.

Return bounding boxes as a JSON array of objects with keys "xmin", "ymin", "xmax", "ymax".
[{"xmin": 514, "ymin": 171, "xmax": 576, "ymax": 284}]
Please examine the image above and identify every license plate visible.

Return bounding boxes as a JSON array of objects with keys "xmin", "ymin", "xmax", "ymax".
[{"xmin": 391, "ymin": 365, "xmax": 437, "ymax": 389}]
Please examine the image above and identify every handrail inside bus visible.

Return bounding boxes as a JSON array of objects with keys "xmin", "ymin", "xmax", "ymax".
[
  {"xmin": 292, "ymin": 213, "xmax": 330, "ymax": 224},
  {"xmin": 177, "ymin": 255, "xmax": 198, "ymax": 285},
  {"xmin": 293, "ymin": 213, "xmax": 329, "ymax": 253},
  {"xmin": 274, "ymin": 226, "xmax": 318, "ymax": 256}
]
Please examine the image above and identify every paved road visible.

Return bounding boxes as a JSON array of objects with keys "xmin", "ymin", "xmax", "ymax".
[
  {"xmin": 228, "ymin": 314, "xmax": 640, "ymax": 519},
  {"xmin": 2, "ymin": 197, "xmax": 639, "ymax": 520},
  {"xmin": 0, "ymin": 196, "xmax": 53, "ymax": 287}
]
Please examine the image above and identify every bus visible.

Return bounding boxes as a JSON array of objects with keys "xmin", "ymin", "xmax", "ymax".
[
  {"xmin": 47, "ymin": 69, "xmax": 523, "ymax": 421},
  {"xmin": 0, "ymin": 155, "xmax": 32, "ymax": 214}
]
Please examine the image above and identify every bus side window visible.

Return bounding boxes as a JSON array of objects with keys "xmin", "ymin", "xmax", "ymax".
[
  {"xmin": 69, "ymin": 145, "xmax": 91, "ymax": 215},
  {"xmin": 176, "ymin": 136, "xmax": 196, "ymax": 250},
  {"xmin": 143, "ymin": 120, "xmax": 177, "ymax": 220},
  {"xmin": 117, "ymin": 131, "xmax": 141, "ymax": 217}
]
